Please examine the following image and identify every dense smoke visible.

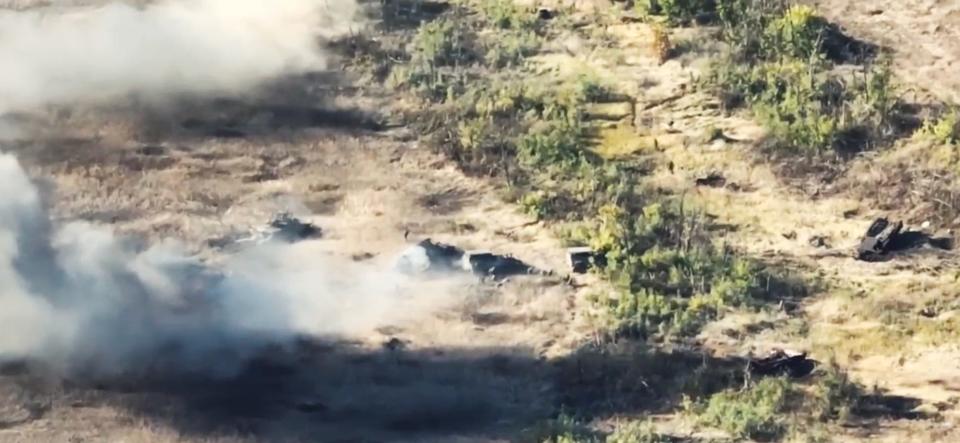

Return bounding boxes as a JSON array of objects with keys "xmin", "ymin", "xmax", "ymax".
[
  {"xmin": 0, "ymin": 151, "xmax": 450, "ymax": 377},
  {"xmin": 0, "ymin": 0, "xmax": 451, "ymax": 378},
  {"xmin": 0, "ymin": 0, "xmax": 358, "ymax": 112}
]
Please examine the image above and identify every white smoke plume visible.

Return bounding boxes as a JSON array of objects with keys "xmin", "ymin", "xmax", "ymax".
[
  {"xmin": 0, "ymin": 0, "xmax": 359, "ymax": 113},
  {"xmin": 0, "ymin": 0, "xmax": 453, "ymax": 378},
  {"xmin": 0, "ymin": 152, "xmax": 449, "ymax": 377}
]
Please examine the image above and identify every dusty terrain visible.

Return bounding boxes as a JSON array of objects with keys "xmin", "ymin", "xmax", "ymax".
[
  {"xmin": 810, "ymin": 0, "xmax": 960, "ymax": 104},
  {"xmin": 2, "ymin": 0, "xmax": 960, "ymax": 442},
  {"xmin": 0, "ymin": 81, "xmax": 587, "ymax": 442}
]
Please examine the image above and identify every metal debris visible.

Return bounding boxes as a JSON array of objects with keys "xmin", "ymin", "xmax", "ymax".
[
  {"xmin": 748, "ymin": 349, "xmax": 815, "ymax": 378},
  {"xmin": 854, "ymin": 217, "xmax": 954, "ymax": 261},
  {"xmin": 567, "ymin": 246, "xmax": 603, "ymax": 274},
  {"xmin": 461, "ymin": 250, "xmax": 541, "ymax": 280},
  {"xmin": 268, "ymin": 212, "xmax": 322, "ymax": 242},
  {"xmin": 212, "ymin": 212, "xmax": 322, "ymax": 250},
  {"xmin": 695, "ymin": 172, "xmax": 726, "ymax": 188},
  {"xmin": 396, "ymin": 239, "xmax": 549, "ymax": 280},
  {"xmin": 808, "ymin": 235, "xmax": 831, "ymax": 248},
  {"xmin": 396, "ymin": 239, "xmax": 464, "ymax": 274},
  {"xmin": 856, "ymin": 217, "xmax": 902, "ymax": 261}
]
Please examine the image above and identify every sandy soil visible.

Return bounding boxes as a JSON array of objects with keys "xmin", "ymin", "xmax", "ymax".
[
  {"xmin": 809, "ymin": 0, "xmax": 960, "ymax": 105},
  {"xmin": 0, "ymin": 66, "xmax": 592, "ymax": 442}
]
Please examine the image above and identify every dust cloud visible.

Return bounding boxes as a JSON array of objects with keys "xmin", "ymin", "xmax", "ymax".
[
  {"xmin": 0, "ymin": 150, "xmax": 455, "ymax": 378},
  {"xmin": 0, "ymin": 0, "xmax": 457, "ymax": 378},
  {"xmin": 0, "ymin": 0, "xmax": 359, "ymax": 113}
]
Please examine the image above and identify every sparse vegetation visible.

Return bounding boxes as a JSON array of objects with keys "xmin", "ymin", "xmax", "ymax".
[
  {"xmin": 636, "ymin": 0, "xmax": 716, "ymax": 24},
  {"xmin": 688, "ymin": 377, "xmax": 793, "ymax": 440},
  {"xmin": 573, "ymin": 201, "xmax": 781, "ymax": 338},
  {"xmin": 917, "ymin": 108, "xmax": 960, "ymax": 145},
  {"xmin": 526, "ymin": 414, "xmax": 670, "ymax": 443},
  {"xmin": 343, "ymin": 0, "xmax": 934, "ymax": 441},
  {"xmin": 705, "ymin": 1, "xmax": 899, "ymax": 155},
  {"xmin": 650, "ymin": 24, "xmax": 672, "ymax": 64}
]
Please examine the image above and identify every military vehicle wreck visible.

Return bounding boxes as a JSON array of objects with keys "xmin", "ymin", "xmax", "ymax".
[
  {"xmin": 395, "ymin": 238, "xmax": 546, "ymax": 280},
  {"xmin": 747, "ymin": 349, "xmax": 816, "ymax": 378},
  {"xmin": 209, "ymin": 212, "xmax": 322, "ymax": 251},
  {"xmin": 856, "ymin": 217, "xmax": 953, "ymax": 261}
]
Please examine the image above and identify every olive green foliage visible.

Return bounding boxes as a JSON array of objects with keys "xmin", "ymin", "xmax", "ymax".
[
  {"xmin": 387, "ymin": 0, "xmax": 788, "ymax": 342},
  {"xmin": 636, "ymin": 0, "xmax": 716, "ymax": 24},
  {"xmin": 577, "ymin": 202, "xmax": 767, "ymax": 338},
  {"xmin": 518, "ymin": 119, "xmax": 586, "ymax": 168},
  {"xmin": 918, "ymin": 108, "xmax": 960, "ymax": 145},
  {"xmin": 523, "ymin": 413, "xmax": 598, "ymax": 443},
  {"xmin": 478, "ymin": 0, "xmax": 541, "ymax": 67},
  {"xmin": 389, "ymin": 17, "xmax": 472, "ymax": 100},
  {"xmin": 809, "ymin": 364, "xmax": 863, "ymax": 422},
  {"xmin": 690, "ymin": 377, "xmax": 792, "ymax": 440},
  {"xmin": 479, "ymin": 0, "xmax": 538, "ymax": 30},
  {"xmin": 605, "ymin": 421, "xmax": 670, "ymax": 443},
  {"xmin": 763, "ymin": 5, "xmax": 825, "ymax": 60},
  {"xmin": 706, "ymin": 2, "xmax": 898, "ymax": 154},
  {"xmin": 484, "ymin": 30, "xmax": 540, "ymax": 68},
  {"xmin": 525, "ymin": 414, "xmax": 668, "ymax": 443},
  {"xmin": 413, "ymin": 19, "xmax": 470, "ymax": 66}
]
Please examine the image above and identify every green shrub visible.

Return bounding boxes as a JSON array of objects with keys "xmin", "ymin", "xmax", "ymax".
[
  {"xmin": 637, "ymin": 0, "xmax": 716, "ymax": 24},
  {"xmin": 577, "ymin": 201, "xmax": 766, "ymax": 337},
  {"xmin": 412, "ymin": 18, "xmax": 470, "ymax": 66},
  {"xmin": 573, "ymin": 73, "xmax": 613, "ymax": 103},
  {"xmin": 605, "ymin": 420, "xmax": 669, "ymax": 443},
  {"xmin": 390, "ymin": 18, "xmax": 473, "ymax": 100},
  {"xmin": 918, "ymin": 108, "xmax": 960, "ymax": 145},
  {"xmin": 692, "ymin": 377, "xmax": 792, "ymax": 440},
  {"xmin": 707, "ymin": 52, "xmax": 897, "ymax": 154},
  {"xmin": 810, "ymin": 364, "xmax": 862, "ymax": 422},
  {"xmin": 763, "ymin": 5, "xmax": 826, "ymax": 60},
  {"xmin": 484, "ymin": 30, "xmax": 540, "ymax": 68},
  {"xmin": 523, "ymin": 413, "xmax": 599, "ymax": 443},
  {"xmin": 517, "ymin": 119, "xmax": 586, "ymax": 169},
  {"xmin": 520, "ymin": 190, "xmax": 559, "ymax": 220},
  {"xmin": 479, "ymin": 0, "xmax": 538, "ymax": 30}
]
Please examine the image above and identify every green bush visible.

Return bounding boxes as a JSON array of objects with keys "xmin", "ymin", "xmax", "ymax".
[
  {"xmin": 706, "ymin": 2, "xmax": 900, "ymax": 155},
  {"xmin": 918, "ymin": 108, "xmax": 960, "ymax": 145},
  {"xmin": 484, "ymin": 30, "xmax": 540, "ymax": 68},
  {"xmin": 810, "ymin": 364, "xmax": 862, "ymax": 422},
  {"xmin": 577, "ymin": 201, "xmax": 766, "ymax": 337},
  {"xmin": 605, "ymin": 420, "xmax": 670, "ymax": 443},
  {"xmin": 520, "ymin": 190, "xmax": 559, "ymax": 220},
  {"xmin": 413, "ymin": 19, "xmax": 470, "ymax": 66},
  {"xmin": 389, "ymin": 18, "xmax": 473, "ymax": 100},
  {"xmin": 637, "ymin": 0, "xmax": 716, "ymax": 24},
  {"xmin": 763, "ymin": 5, "xmax": 826, "ymax": 60},
  {"xmin": 480, "ymin": 0, "xmax": 538, "ymax": 30},
  {"xmin": 707, "ymin": 52, "xmax": 897, "ymax": 154},
  {"xmin": 523, "ymin": 413, "xmax": 599, "ymax": 443},
  {"xmin": 517, "ymin": 119, "xmax": 586, "ymax": 169},
  {"xmin": 692, "ymin": 377, "xmax": 792, "ymax": 440}
]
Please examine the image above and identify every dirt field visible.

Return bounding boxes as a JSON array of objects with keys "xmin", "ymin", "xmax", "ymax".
[
  {"xmin": 809, "ymin": 0, "xmax": 960, "ymax": 104},
  {"xmin": 0, "ymin": 69, "xmax": 591, "ymax": 442},
  {"xmin": 3, "ymin": 0, "xmax": 960, "ymax": 442}
]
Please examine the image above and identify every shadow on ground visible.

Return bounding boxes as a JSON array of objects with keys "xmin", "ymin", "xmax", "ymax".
[{"xmin": 0, "ymin": 338, "xmax": 747, "ymax": 442}]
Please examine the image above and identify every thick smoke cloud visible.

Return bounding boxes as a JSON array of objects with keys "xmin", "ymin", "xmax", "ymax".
[
  {"xmin": 0, "ymin": 0, "xmax": 451, "ymax": 378},
  {"xmin": 0, "ymin": 0, "xmax": 359, "ymax": 112},
  {"xmin": 0, "ymin": 153, "xmax": 449, "ymax": 377}
]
